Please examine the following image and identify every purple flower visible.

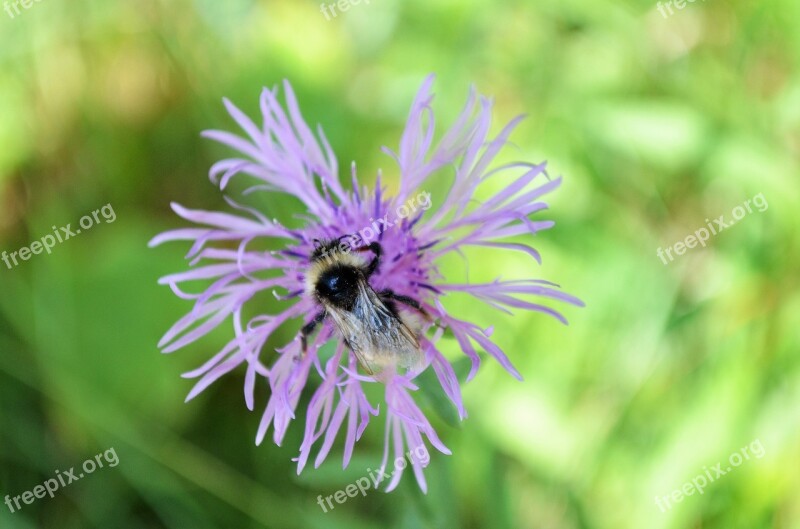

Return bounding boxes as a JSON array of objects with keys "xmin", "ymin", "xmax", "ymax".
[{"xmin": 149, "ymin": 75, "xmax": 582, "ymax": 492}]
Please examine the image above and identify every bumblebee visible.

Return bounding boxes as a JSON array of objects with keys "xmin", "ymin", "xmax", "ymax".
[{"xmin": 302, "ymin": 239, "xmax": 428, "ymax": 375}]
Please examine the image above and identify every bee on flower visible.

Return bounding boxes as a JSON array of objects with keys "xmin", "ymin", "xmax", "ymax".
[{"xmin": 150, "ymin": 75, "xmax": 582, "ymax": 492}]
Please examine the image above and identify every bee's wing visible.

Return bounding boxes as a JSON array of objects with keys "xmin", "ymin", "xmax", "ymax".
[
  {"xmin": 325, "ymin": 278, "xmax": 422, "ymax": 374},
  {"xmin": 396, "ymin": 318, "xmax": 420, "ymax": 350},
  {"xmin": 348, "ymin": 349, "xmax": 375, "ymax": 376}
]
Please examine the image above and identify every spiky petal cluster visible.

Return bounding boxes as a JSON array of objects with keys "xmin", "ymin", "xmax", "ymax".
[{"xmin": 149, "ymin": 75, "xmax": 582, "ymax": 492}]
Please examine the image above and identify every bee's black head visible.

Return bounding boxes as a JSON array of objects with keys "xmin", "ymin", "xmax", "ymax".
[{"xmin": 315, "ymin": 265, "xmax": 360, "ymax": 311}]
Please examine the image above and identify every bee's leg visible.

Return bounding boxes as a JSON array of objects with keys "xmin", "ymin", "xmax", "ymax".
[
  {"xmin": 356, "ymin": 242, "xmax": 382, "ymax": 278},
  {"xmin": 378, "ymin": 289, "xmax": 431, "ymax": 320},
  {"xmin": 300, "ymin": 311, "xmax": 326, "ymax": 352}
]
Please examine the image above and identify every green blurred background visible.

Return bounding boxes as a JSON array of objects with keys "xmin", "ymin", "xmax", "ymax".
[{"xmin": 1, "ymin": 0, "xmax": 798, "ymax": 527}]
